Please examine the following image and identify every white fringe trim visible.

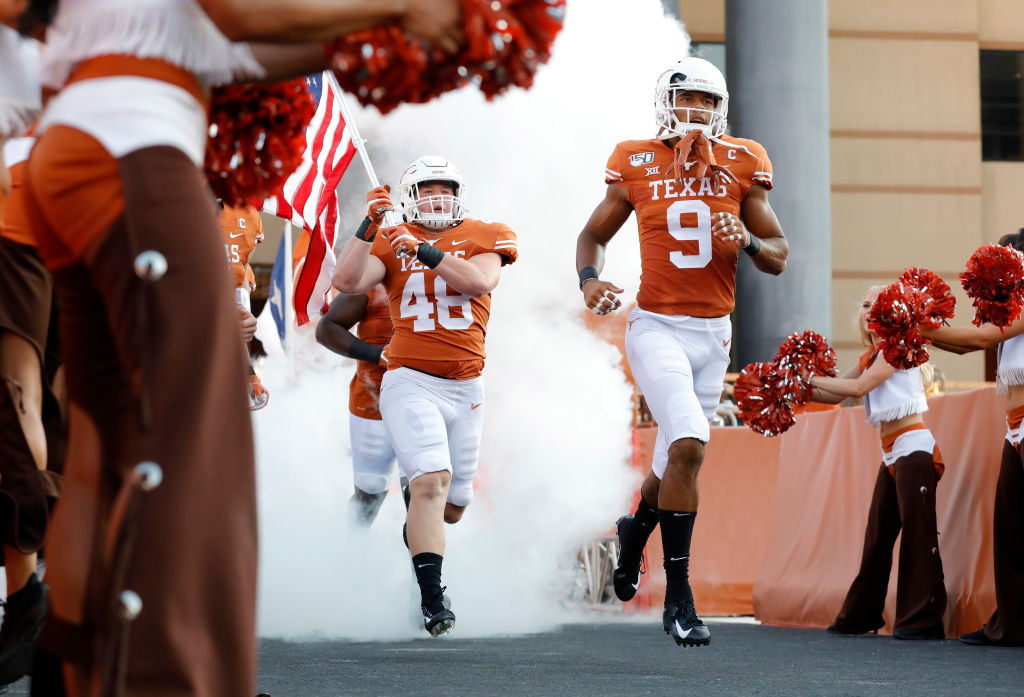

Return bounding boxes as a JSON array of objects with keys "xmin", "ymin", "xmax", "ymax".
[
  {"xmin": 865, "ymin": 395, "xmax": 928, "ymax": 424},
  {"xmin": 42, "ymin": 0, "xmax": 265, "ymax": 89},
  {"xmin": 996, "ymin": 366, "xmax": 1024, "ymax": 394},
  {"xmin": 0, "ymin": 102, "xmax": 39, "ymax": 139}
]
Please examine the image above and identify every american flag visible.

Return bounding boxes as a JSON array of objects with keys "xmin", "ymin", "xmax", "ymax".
[{"xmin": 264, "ymin": 71, "xmax": 357, "ymax": 326}]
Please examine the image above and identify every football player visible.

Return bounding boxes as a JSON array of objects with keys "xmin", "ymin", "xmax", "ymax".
[
  {"xmin": 315, "ymin": 285, "xmax": 397, "ymax": 526},
  {"xmin": 575, "ymin": 57, "xmax": 789, "ymax": 646},
  {"xmin": 219, "ymin": 202, "xmax": 268, "ymax": 410},
  {"xmin": 333, "ymin": 155, "xmax": 518, "ymax": 637}
]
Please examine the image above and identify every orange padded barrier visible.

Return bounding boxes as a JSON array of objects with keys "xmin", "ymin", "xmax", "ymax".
[
  {"xmin": 753, "ymin": 388, "xmax": 1004, "ymax": 637},
  {"xmin": 627, "ymin": 425, "xmax": 782, "ymax": 615},
  {"xmin": 626, "ymin": 389, "xmax": 1004, "ymax": 632}
]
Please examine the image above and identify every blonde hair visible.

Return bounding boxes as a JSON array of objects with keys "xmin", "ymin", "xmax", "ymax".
[{"xmin": 857, "ymin": 285, "xmax": 886, "ymax": 349}]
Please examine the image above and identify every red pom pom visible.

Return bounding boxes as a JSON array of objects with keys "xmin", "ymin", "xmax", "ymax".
[
  {"xmin": 866, "ymin": 283, "xmax": 933, "ymax": 369},
  {"xmin": 734, "ymin": 362, "xmax": 796, "ymax": 437},
  {"xmin": 773, "ymin": 330, "xmax": 838, "ymax": 402},
  {"xmin": 960, "ymin": 244, "xmax": 1024, "ymax": 329},
  {"xmin": 899, "ymin": 267, "xmax": 956, "ymax": 327},
  {"xmin": 327, "ymin": 0, "xmax": 566, "ymax": 114},
  {"xmin": 204, "ymin": 79, "xmax": 316, "ymax": 206}
]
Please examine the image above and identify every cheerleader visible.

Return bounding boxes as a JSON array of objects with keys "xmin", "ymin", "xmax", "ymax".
[
  {"xmin": 807, "ymin": 285, "xmax": 947, "ymax": 640},
  {"xmin": 919, "ymin": 230, "xmax": 1024, "ymax": 647}
]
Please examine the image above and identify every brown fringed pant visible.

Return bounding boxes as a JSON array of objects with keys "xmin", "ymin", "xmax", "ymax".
[
  {"xmin": 833, "ymin": 452, "xmax": 947, "ymax": 634},
  {"xmin": 25, "ymin": 126, "xmax": 258, "ymax": 697},
  {"xmin": 979, "ymin": 442, "xmax": 1024, "ymax": 644}
]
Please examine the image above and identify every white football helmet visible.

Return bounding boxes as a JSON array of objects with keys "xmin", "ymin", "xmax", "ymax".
[
  {"xmin": 654, "ymin": 57, "xmax": 729, "ymax": 138},
  {"xmin": 398, "ymin": 155, "xmax": 466, "ymax": 230}
]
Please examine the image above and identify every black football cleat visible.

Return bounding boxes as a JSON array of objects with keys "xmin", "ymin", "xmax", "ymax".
[
  {"xmin": 663, "ymin": 601, "xmax": 711, "ymax": 647},
  {"xmin": 422, "ymin": 605, "xmax": 456, "ymax": 638},
  {"xmin": 612, "ymin": 515, "xmax": 645, "ymax": 602},
  {"xmin": 0, "ymin": 573, "xmax": 48, "ymax": 685}
]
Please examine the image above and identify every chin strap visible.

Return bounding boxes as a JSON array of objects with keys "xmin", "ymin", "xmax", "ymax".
[{"xmin": 666, "ymin": 130, "xmax": 737, "ymax": 190}]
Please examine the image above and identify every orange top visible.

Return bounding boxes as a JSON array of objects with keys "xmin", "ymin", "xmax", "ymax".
[
  {"xmin": 605, "ymin": 136, "xmax": 773, "ymax": 317},
  {"xmin": 857, "ymin": 348, "xmax": 878, "ymax": 374},
  {"xmin": 371, "ymin": 217, "xmax": 518, "ymax": 379},
  {"xmin": 220, "ymin": 205, "xmax": 263, "ymax": 290},
  {"xmin": 349, "ymin": 285, "xmax": 394, "ymax": 420}
]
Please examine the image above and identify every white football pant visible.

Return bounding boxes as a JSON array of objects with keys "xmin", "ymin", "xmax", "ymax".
[
  {"xmin": 379, "ymin": 367, "xmax": 484, "ymax": 507},
  {"xmin": 349, "ymin": 413, "xmax": 397, "ymax": 495},
  {"xmin": 625, "ymin": 307, "xmax": 732, "ymax": 479}
]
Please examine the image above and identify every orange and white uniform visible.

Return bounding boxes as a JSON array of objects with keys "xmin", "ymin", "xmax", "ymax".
[
  {"xmin": 348, "ymin": 285, "xmax": 397, "ymax": 495},
  {"xmin": 606, "ymin": 136, "xmax": 772, "ymax": 317},
  {"xmin": 615, "ymin": 135, "xmax": 773, "ymax": 465},
  {"xmin": 220, "ymin": 204, "xmax": 263, "ymax": 310},
  {"xmin": 370, "ymin": 218, "xmax": 517, "ymax": 505}
]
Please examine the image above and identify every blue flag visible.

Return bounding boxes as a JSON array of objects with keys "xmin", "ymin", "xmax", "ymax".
[{"xmin": 267, "ymin": 236, "xmax": 288, "ymax": 351}]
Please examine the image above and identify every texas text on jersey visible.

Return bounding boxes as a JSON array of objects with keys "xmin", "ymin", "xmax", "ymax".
[
  {"xmin": 605, "ymin": 135, "xmax": 773, "ymax": 317},
  {"xmin": 370, "ymin": 218, "xmax": 518, "ymax": 379},
  {"xmin": 349, "ymin": 285, "xmax": 393, "ymax": 420}
]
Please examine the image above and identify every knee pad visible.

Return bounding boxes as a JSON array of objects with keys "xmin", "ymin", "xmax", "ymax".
[
  {"xmin": 446, "ymin": 478, "xmax": 474, "ymax": 508},
  {"xmin": 353, "ymin": 473, "xmax": 389, "ymax": 496}
]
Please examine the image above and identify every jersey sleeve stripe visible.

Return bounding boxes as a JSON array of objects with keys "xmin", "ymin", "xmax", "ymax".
[{"xmin": 605, "ymin": 166, "xmax": 622, "ymax": 177}]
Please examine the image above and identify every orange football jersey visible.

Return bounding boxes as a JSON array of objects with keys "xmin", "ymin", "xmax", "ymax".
[
  {"xmin": 349, "ymin": 285, "xmax": 394, "ymax": 420},
  {"xmin": 370, "ymin": 218, "xmax": 518, "ymax": 379},
  {"xmin": 220, "ymin": 205, "xmax": 264, "ymax": 289},
  {"xmin": 1, "ymin": 135, "xmax": 37, "ymax": 246},
  {"xmin": 605, "ymin": 136, "xmax": 773, "ymax": 317}
]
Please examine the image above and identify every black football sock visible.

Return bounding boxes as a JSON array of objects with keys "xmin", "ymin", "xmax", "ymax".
[
  {"xmin": 658, "ymin": 509, "xmax": 696, "ymax": 605},
  {"xmin": 412, "ymin": 552, "xmax": 445, "ymax": 613},
  {"xmin": 621, "ymin": 497, "xmax": 659, "ymax": 553}
]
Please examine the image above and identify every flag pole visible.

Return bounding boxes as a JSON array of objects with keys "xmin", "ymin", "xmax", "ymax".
[
  {"xmin": 282, "ymin": 220, "xmax": 295, "ymax": 369},
  {"xmin": 325, "ymin": 70, "xmax": 402, "ymax": 229}
]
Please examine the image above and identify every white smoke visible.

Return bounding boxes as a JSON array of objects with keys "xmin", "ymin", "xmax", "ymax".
[{"xmin": 254, "ymin": 0, "xmax": 692, "ymax": 640}]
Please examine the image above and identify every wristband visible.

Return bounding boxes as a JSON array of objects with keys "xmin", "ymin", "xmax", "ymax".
[
  {"xmin": 578, "ymin": 266, "xmax": 599, "ymax": 289},
  {"xmin": 354, "ymin": 217, "xmax": 373, "ymax": 241},
  {"xmin": 742, "ymin": 235, "xmax": 762, "ymax": 257},
  {"xmin": 416, "ymin": 243, "xmax": 445, "ymax": 269},
  {"xmin": 349, "ymin": 338, "xmax": 384, "ymax": 364}
]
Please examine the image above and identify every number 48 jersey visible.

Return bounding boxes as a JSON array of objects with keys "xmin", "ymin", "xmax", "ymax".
[
  {"xmin": 370, "ymin": 218, "xmax": 518, "ymax": 379},
  {"xmin": 606, "ymin": 136, "xmax": 773, "ymax": 318}
]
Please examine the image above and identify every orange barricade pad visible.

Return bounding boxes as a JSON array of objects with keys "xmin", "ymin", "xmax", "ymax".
[
  {"xmin": 629, "ymin": 425, "xmax": 781, "ymax": 615},
  {"xmin": 753, "ymin": 388, "xmax": 1004, "ymax": 637}
]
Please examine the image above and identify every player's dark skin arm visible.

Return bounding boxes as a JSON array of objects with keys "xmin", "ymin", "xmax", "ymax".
[
  {"xmin": 315, "ymin": 293, "xmax": 371, "ymax": 358},
  {"xmin": 734, "ymin": 184, "xmax": 788, "ymax": 275},
  {"xmin": 575, "ymin": 183, "xmax": 633, "ymax": 313}
]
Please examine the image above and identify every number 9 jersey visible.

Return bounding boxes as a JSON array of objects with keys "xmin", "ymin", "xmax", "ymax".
[
  {"xmin": 605, "ymin": 136, "xmax": 773, "ymax": 317},
  {"xmin": 370, "ymin": 218, "xmax": 518, "ymax": 379}
]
